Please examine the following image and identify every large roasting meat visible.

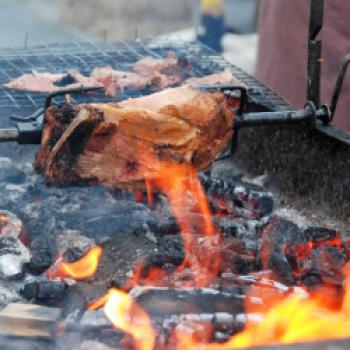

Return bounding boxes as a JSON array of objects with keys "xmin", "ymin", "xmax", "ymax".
[{"xmin": 34, "ymin": 86, "xmax": 236, "ymax": 189}]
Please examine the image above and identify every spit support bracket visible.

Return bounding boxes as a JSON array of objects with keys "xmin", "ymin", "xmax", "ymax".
[{"xmin": 1, "ymin": 86, "xmax": 104, "ymax": 144}]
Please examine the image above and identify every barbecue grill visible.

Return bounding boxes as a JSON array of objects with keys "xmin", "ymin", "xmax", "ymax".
[
  {"xmin": 0, "ymin": 1, "xmax": 349, "ymax": 222},
  {"xmin": 0, "ymin": 1, "xmax": 350, "ymax": 349}
]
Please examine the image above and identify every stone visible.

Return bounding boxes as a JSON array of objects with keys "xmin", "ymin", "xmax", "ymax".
[
  {"xmin": 57, "ymin": 230, "xmax": 96, "ymax": 262},
  {"xmin": 0, "ymin": 210, "xmax": 23, "ymax": 239},
  {"xmin": 0, "ymin": 237, "xmax": 31, "ymax": 279}
]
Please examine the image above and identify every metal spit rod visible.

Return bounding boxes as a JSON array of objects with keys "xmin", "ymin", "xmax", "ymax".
[{"xmin": 0, "ymin": 128, "xmax": 19, "ymax": 142}]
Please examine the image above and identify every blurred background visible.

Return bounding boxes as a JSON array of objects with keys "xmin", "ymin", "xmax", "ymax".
[{"xmin": 0, "ymin": 0, "xmax": 258, "ymax": 74}]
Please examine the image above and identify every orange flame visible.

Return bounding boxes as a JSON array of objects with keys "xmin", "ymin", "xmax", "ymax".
[
  {"xmin": 146, "ymin": 163, "xmax": 220, "ymax": 288},
  {"xmin": 46, "ymin": 246, "xmax": 102, "ymax": 280},
  {"xmin": 61, "ymin": 246, "xmax": 102, "ymax": 280},
  {"xmin": 174, "ymin": 264, "xmax": 350, "ymax": 350},
  {"xmin": 85, "ymin": 162, "xmax": 350, "ymax": 350},
  {"xmin": 104, "ymin": 288, "xmax": 156, "ymax": 350}
]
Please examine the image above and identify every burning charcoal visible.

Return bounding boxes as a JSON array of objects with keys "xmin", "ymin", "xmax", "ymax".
[
  {"xmin": 27, "ymin": 235, "xmax": 58, "ymax": 274},
  {"xmin": 62, "ymin": 284, "xmax": 89, "ymax": 324},
  {"xmin": 99, "ymin": 231, "xmax": 184, "ymax": 286},
  {"xmin": 57, "ymin": 230, "xmax": 96, "ymax": 262},
  {"xmin": 22, "ymin": 280, "xmax": 67, "ymax": 302},
  {"xmin": 260, "ymin": 217, "xmax": 303, "ymax": 251},
  {"xmin": 130, "ymin": 287, "xmax": 244, "ymax": 322},
  {"xmin": 0, "ymin": 237, "xmax": 31, "ymax": 280},
  {"xmin": 269, "ymin": 251, "xmax": 296, "ymax": 286},
  {"xmin": 306, "ymin": 245, "xmax": 347, "ymax": 286},
  {"xmin": 200, "ymin": 175, "xmax": 274, "ymax": 219},
  {"xmin": 299, "ymin": 273, "xmax": 322, "ymax": 288},
  {"xmin": 62, "ymin": 282, "xmax": 109, "ymax": 325},
  {"xmin": 302, "ymin": 227, "xmax": 337, "ymax": 243},
  {"xmin": 0, "ymin": 210, "xmax": 23, "ymax": 239}
]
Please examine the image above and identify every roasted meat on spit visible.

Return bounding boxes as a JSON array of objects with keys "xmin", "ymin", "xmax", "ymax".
[{"xmin": 34, "ymin": 85, "xmax": 236, "ymax": 189}]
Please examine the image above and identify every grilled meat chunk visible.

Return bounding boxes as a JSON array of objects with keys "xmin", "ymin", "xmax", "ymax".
[
  {"xmin": 34, "ymin": 86, "xmax": 236, "ymax": 190},
  {"xmin": 3, "ymin": 70, "xmax": 102, "ymax": 93},
  {"xmin": 184, "ymin": 70, "xmax": 246, "ymax": 87}
]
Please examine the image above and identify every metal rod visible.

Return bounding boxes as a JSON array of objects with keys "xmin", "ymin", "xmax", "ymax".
[
  {"xmin": 329, "ymin": 53, "xmax": 350, "ymax": 120},
  {"xmin": 0, "ymin": 128, "xmax": 19, "ymax": 142},
  {"xmin": 307, "ymin": 0, "xmax": 324, "ymax": 108},
  {"xmin": 235, "ymin": 109, "xmax": 312, "ymax": 128}
]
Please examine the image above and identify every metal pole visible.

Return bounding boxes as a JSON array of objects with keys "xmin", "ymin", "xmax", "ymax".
[
  {"xmin": 307, "ymin": 0, "xmax": 324, "ymax": 108},
  {"xmin": 0, "ymin": 128, "xmax": 18, "ymax": 142}
]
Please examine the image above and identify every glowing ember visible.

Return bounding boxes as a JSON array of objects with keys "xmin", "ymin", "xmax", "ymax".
[
  {"xmin": 104, "ymin": 288, "xmax": 156, "ymax": 350},
  {"xmin": 46, "ymin": 246, "xmax": 102, "ymax": 280}
]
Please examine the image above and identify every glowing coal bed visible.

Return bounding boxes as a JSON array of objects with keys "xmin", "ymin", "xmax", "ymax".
[{"xmin": 0, "ymin": 155, "xmax": 350, "ymax": 350}]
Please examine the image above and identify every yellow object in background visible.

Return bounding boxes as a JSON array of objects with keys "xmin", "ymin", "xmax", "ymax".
[{"xmin": 200, "ymin": 0, "xmax": 223, "ymax": 13}]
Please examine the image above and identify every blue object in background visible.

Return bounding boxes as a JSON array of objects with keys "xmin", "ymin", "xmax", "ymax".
[{"xmin": 198, "ymin": 13, "xmax": 225, "ymax": 52}]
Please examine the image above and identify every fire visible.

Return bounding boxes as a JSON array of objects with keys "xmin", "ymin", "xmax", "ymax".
[
  {"xmin": 145, "ymin": 163, "xmax": 220, "ymax": 287},
  {"xmin": 61, "ymin": 246, "xmax": 102, "ymax": 280},
  {"xmin": 46, "ymin": 246, "xmax": 102, "ymax": 280},
  {"xmin": 104, "ymin": 288, "xmax": 156, "ymax": 350},
  {"xmin": 174, "ymin": 264, "xmax": 350, "ymax": 350},
  {"xmin": 65, "ymin": 162, "xmax": 350, "ymax": 350}
]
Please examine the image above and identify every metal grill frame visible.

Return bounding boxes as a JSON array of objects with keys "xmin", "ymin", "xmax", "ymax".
[{"xmin": 0, "ymin": 40, "xmax": 290, "ymax": 123}]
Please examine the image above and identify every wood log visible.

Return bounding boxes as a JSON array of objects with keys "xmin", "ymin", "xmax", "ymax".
[
  {"xmin": 0, "ymin": 303, "xmax": 60, "ymax": 338},
  {"xmin": 34, "ymin": 86, "xmax": 236, "ymax": 190}
]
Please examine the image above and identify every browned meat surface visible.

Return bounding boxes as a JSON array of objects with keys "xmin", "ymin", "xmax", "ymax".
[
  {"xmin": 184, "ymin": 70, "xmax": 246, "ymax": 87},
  {"xmin": 91, "ymin": 66, "xmax": 150, "ymax": 97},
  {"xmin": 34, "ymin": 85, "xmax": 236, "ymax": 190},
  {"xmin": 3, "ymin": 70, "xmax": 102, "ymax": 93},
  {"xmin": 134, "ymin": 53, "xmax": 191, "ymax": 90}
]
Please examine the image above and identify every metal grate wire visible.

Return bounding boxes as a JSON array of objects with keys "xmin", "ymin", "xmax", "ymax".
[{"xmin": 0, "ymin": 40, "xmax": 291, "ymax": 126}]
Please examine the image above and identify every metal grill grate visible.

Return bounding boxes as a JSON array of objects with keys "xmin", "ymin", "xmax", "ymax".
[{"xmin": 0, "ymin": 40, "xmax": 291, "ymax": 126}]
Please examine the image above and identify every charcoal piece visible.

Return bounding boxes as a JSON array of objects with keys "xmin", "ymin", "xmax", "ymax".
[
  {"xmin": 58, "ymin": 230, "xmax": 96, "ymax": 262},
  {"xmin": 306, "ymin": 245, "xmax": 347, "ymax": 285},
  {"xmin": 99, "ymin": 231, "xmax": 184, "ymax": 286},
  {"xmin": 62, "ymin": 282, "xmax": 110, "ymax": 325},
  {"xmin": 64, "ymin": 200, "xmax": 160, "ymax": 238},
  {"xmin": 22, "ymin": 280, "xmax": 67, "ymax": 302},
  {"xmin": 208, "ymin": 160, "xmax": 243, "ymax": 184},
  {"xmin": 143, "ymin": 235, "xmax": 184, "ymax": 271},
  {"xmin": 27, "ymin": 236, "xmax": 58, "ymax": 274},
  {"xmin": 260, "ymin": 217, "xmax": 303, "ymax": 251},
  {"xmin": 0, "ymin": 282, "xmax": 20, "ymax": 307},
  {"xmin": 299, "ymin": 273, "xmax": 322, "ymax": 288},
  {"xmin": 62, "ymin": 283, "xmax": 88, "ymax": 324},
  {"xmin": 0, "ymin": 237, "xmax": 31, "ymax": 280},
  {"xmin": 148, "ymin": 218, "xmax": 180, "ymax": 236},
  {"xmin": 130, "ymin": 287, "xmax": 243, "ymax": 321},
  {"xmin": 200, "ymin": 175, "xmax": 274, "ymax": 219},
  {"xmin": 24, "ymin": 215, "xmax": 57, "ymax": 245},
  {"xmin": 269, "ymin": 251, "xmax": 296, "ymax": 285},
  {"xmin": 215, "ymin": 218, "xmax": 242, "ymax": 237},
  {"xmin": 302, "ymin": 227, "xmax": 337, "ymax": 243}
]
